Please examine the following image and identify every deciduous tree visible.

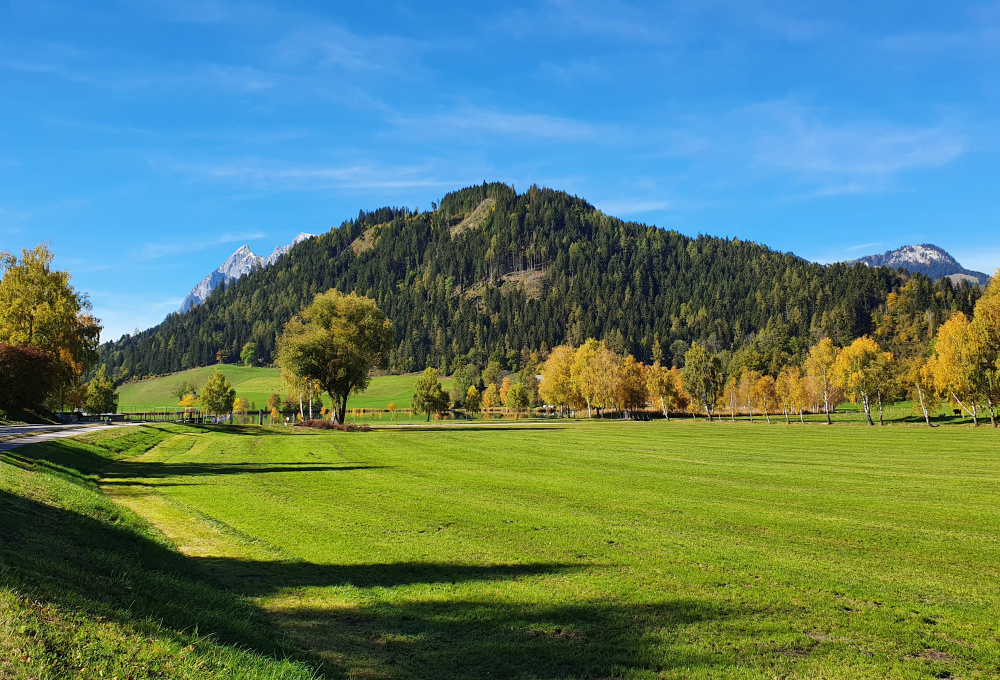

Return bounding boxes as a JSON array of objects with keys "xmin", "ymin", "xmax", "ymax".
[
  {"xmin": 646, "ymin": 361, "xmax": 678, "ymax": 419},
  {"xmin": 505, "ymin": 382, "xmax": 530, "ymax": 419},
  {"xmin": 539, "ymin": 345, "xmax": 576, "ymax": 416},
  {"xmin": 934, "ymin": 313, "xmax": 980, "ymax": 425},
  {"xmin": 201, "ymin": 369, "xmax": 236, "ymax": 418},
  {"xmin": 776, "ymin": 366, "xmax": 803, "ymax": 424},
  {"xmin": 753, "ymin": 374, "xmax": 778, "ymax": 424},
  {"xmin": 906, "ymin": 356, "xmax": 940, "ymax": 427},
  {"xmin": 0, "ymin": 244, "xmax": 101, "ymax": 405},
  {"xmin": 464, "ymin": 386, "xmax": 481, "ymax": 417},
  {"xmin": 411, "ymin": 368, "xmax": 451, "ymax": 421},
  {"xmin": 240, "ymin": 342, "xmax": 258, "ymax": 367},
  {"xmin": 682, "ymin": 343, "xmax": 723, "ymax": 421},
  {"xmin": 0, "ymin": 344, "xmax": 56, "ymax": 411},
  {"xmin": 84, "ymin": 364, "xmax": 118, "ymax": 415},
  {"xmin": 738, "ymin": 368, "xmax": 762, "ymax": 422},
  {"xmin": 832, "ymin": 336, "xmax": 883, "ymax": 426},
  {"xmin": 276, "ymin": 290, "xmax": 394, "ymax": 424},
  {"xmin": 804, "ymin": 338, "xmax": 839, "ymax": 425}
]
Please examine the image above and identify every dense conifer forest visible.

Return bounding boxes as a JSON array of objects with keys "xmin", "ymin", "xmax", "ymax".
[{"xmin": 99, "ymin": 183, "xmax": 979, "ymax": 381}]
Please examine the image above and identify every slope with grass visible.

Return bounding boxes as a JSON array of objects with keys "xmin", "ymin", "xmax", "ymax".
[
  {"xmin": 117, "ymin": 367, "xmax": 449, "ymax": 412},
  {"xmin": 0, "ymin": 425, "xmax": 319, "ymax": 679},
  {"xmin": 6, "ymin": 420, "xmax": 998, "ymax": 678}
]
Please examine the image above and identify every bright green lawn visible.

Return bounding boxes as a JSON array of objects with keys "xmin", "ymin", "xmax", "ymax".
[
  {"xmin": 7, "ymin": 420, "xmax": 1000, "ymax": 678},
  {"xmin": 117, "ymin": 367, "xmax": 449, "ymax": 412}
]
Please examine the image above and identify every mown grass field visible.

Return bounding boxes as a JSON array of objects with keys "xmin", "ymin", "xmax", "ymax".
[
  {"xmin": 3, "ymin": 419, "xmax": 999, "ymax": 679},
  {"xmin": 116, "ymin": 367, "xmax": 450, "ymax": 412}
]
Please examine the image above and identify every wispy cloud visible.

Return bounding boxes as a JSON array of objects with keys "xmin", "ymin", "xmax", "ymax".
[
  {"xmin": 134, "ymin": 230, "xmax": 265, "ymax": 261},
  {"xmin": 744, "ymin": 101, "xmax": 966, "ymax": 178},
  {"xmin": 845, "ymin": 241, "xmax": 883, "ymax": 252},
  {"xmin": 155, "ymin": 156, "xmax": 464, "ymax": 191},
  {"xmin": 595, "ymin": 199, "xmax": 674, "ymax": 215},
  {"xmin": 393, "ymin": 106, "xmax": 611, "ymax": 143}
]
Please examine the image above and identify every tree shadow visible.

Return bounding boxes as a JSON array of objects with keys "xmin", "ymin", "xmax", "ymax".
[
  {"xmin": 1, "ymin": 436, "xmax": 740, "ymax": 679},
  {"xmin": 195, "ymin": 557, "xmax": 579, "ymax": 597},
  {"xmin": 5, "ymin": 438, "xmax": 387, "ymax": 483},
  {"xmin": 0, "ymin": 488, "xmax": 297, "ymax": 663},
  {"xmin": 101, "ymin": 462, "xmax": 387, "ymax": 479},
  {"xmin": 270, "ymin": 597, "xmax": 725, "ymax": 679},
  {"xmin": 379, "ymin": 425, "xmax": 568, "ymax": 433}
]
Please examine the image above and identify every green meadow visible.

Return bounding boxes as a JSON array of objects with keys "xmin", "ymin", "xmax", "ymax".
[
  {"xmin": 116, "ymin": 367, "xmax": 451, "ymax": 412},
  {"xmin": 3, "ymin": 419, "xmax": 999, "ymax": 679}
]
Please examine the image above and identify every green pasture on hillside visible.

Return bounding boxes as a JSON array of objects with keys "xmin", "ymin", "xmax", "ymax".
[
  {"xmin": 116, "ymin": 367, "xmax": 451, "ymax": 412},
  {"xmin": 3, "ymin": 420, "xmax": 999, "ymax": 679}
]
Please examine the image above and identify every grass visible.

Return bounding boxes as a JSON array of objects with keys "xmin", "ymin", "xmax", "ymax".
[
  {"xmin": 4, "ymin": 419, "xmax": 1000, "ymax": 678},
  {"xmin": 0, "ymin": 424, "xmax": 317, "ymax": 679},
  {"xmin": 116, "ymin": 366, "xmax": 451, "ymax": 412}
]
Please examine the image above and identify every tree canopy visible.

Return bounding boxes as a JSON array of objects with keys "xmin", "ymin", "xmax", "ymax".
[{"xmin": 277, "ymin": 290, "xmax": 394, "ymax": 423}]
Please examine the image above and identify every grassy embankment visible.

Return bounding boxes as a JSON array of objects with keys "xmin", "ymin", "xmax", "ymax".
[
  {"xmin": 116, "ymin": 366, "xmax": 449, "ymax": 413},
  {"xmin": 0, "ymin": 425, "xmax": 317, "ymax": 679},
  {"xmin": 3, "ymin": 420, "xmax": 1000, "ymax": 678}
]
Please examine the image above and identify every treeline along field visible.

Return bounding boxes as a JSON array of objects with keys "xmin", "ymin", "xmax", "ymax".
[
  {"xmin": 115, "ymin": 367, "xmax": 448, "ymax": 412},
  {"xmin": 3, "ymin": 421, "xmax": 999, "ymax": 678}
]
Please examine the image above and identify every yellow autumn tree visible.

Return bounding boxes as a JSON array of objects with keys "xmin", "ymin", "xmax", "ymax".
[
  {"xmin": 832, "ymin": 336, "xmax": 884, "ymax": 426},
  {"xmin": 804, "ymin": 338, "xmax": 840, "ymax": 425},
  {"xmin": 969, "ymin": 270, "xmax": 1000, "ymax": 427},
  {"xmin": 934, "ymin": 313, "xmax": 981, "ymax": 425},
  {"xmin": 776, "ymin": 365, "xmax": 803, "ymax": 424},
  {"xmin": 0, "ymin": 244, "xmax": 102, "ymax": 405},
  {"xmin": 539, "ymin": 345, "xmax": 577, "ymax": 416},
  {"xmin": 646, "ymin": 361, "xmax": 679, "ymax": 419}
]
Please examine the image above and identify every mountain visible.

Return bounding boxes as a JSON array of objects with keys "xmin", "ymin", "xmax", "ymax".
[
  {"xmin": 847, "ymin": 244, "xmax": 990, "ymax": 285},
  {"xmin": 179, "ymin": 232, "xmax": 315, "ymax": 312},
  {"xmin": 101, "ymin": 183, "xmax": 981, "ymax": 381}
]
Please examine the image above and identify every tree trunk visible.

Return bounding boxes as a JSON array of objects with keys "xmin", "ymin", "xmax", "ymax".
[
  {"xmin": 916, "ymin": 384, "xmax": 932, "ymax": 427},
  {"xmin": 987, "ymin": 395, "xmax": 997, "ymax": 428},
  {"xmin": 299, "ymin": 392, "xmax": 304, "ymax": 421},
  {"xmin": 763, "ymin": 406, "xmax": 770, "ymax": 425},
  {"xmin": 586, "ymin": 399, "xmax": 592, "ymax": 418},
  {"xmin": 783, "ymin": 407, "xmax": 789, "ymax": 424},
  {"xmin": 746, "ymin": 397, "xmax": 753, "ymax": 423},
  {"xmin": 823, "ymin": 389, "xmax": 832, "ymax": 425},
  {"xmin": 861, "ymin": 393, "xmax": 874, "ymax": 426},
  {"xmin": 309, "ymin": 393, "xmax": 313, "ymax": 421},
  {"xmin": 799, "ymin": 408, "xmax": 804, "ymax": 424},
  {"xmin": 876, "ymin": 390, "xmax": 885, "ymax": 426}
]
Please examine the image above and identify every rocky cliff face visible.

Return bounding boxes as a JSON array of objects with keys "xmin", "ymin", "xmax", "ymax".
[
  {"xmin": 848, "ymin": 244, "xmax": 990, "ymax": 284},
  {"xmin": 179, "ymin": 233, "xmax": 315, "ymax": 312}
]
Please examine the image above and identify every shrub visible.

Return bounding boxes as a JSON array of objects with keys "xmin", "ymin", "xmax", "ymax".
[
  {"xmin": 295, "ymin": 419, "xmax": 371, "ymax": 432},
  {"xmin": 0, "ymin": 343, "xmax": 57, "ymax": 409}
]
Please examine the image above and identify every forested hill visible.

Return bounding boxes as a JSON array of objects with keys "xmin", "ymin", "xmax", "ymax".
[{"xmin": 100, "ymin": 183, "xmax": 980, "ymax": 381}]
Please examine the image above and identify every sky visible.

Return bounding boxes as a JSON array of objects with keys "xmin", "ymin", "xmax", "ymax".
[{"xmin": 2, "ymin": 1, "xmax": 999, "ymax": 341}]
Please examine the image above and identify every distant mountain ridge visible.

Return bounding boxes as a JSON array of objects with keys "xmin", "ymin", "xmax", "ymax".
[
  {"xmin": 847, "ymin": 244, "xmax": 990, "ymax": 285},
  {"xmin": 180, "ymin": 232, "xmax": 315, "ymax": 312}
]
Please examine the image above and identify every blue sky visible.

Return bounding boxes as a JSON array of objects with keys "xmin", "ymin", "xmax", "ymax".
[{"xmin": 2, "ymin": 1, "xmax": 999, "ymax": 341}]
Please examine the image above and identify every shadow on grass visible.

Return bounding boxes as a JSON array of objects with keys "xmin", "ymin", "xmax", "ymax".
[
  {"xmin": 271, "ymin": 598, "xmax": 724, "ymax": 679},
  {"xmin": 1, "ymin": 437, "xmax": 735, "ymax": 679},
  {"xmin": 101, "ymin": 462, "xmax": 386, "ymax": 479},
  {"xmin": 196, "ymin": 558, "xmax": 578, "ymax": 596},
  {"xmin": 379, "ymin": 425, "xmax": 568, "ymax": 433},
  {"xmin": 6, "ymin": 438, "xmax": 387, "ymax": 482}
]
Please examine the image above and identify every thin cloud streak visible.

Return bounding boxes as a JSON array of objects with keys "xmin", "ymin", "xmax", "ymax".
[{"xmin": 134, "ymin": 231, "xmax": 266, "ymax": 261}]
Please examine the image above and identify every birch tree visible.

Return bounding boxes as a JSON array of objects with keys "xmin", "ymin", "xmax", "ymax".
[{"xmin": 804, "ymin": 338, "xmax": 839, "ymax": 425}]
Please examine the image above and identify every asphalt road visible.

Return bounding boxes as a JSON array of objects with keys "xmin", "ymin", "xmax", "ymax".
[{"xmin": 0, "ymin": 423, "xmax": 125, "ymax": 453}]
